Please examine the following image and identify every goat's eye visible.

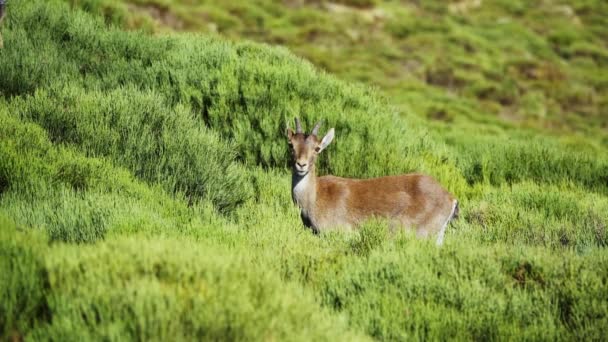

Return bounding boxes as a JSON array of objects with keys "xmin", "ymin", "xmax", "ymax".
[{"xmin": 314, "ymin": 147, "xmax": 321, "ymax": 153}]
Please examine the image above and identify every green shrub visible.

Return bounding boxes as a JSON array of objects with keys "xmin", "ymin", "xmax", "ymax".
[
  {"xmin": 455, "ymin": 182, "xmax": 608, "ymax": 250},
  {"xmin": 349, "ymin": 219, "xmax": 389, "ymax": 257},
  {"xmin": 0, "ymin": 218, "xmax": 50, "ymax": 340},
  {"xmin": 1, "ymin": 189, "xmax": 110, "ymax": 244},
  {"xmin": 11, "ymin": 86, "xmax": 252, "ymax": 212},
  {"xmin": 0, "ymin": 109, "xmax": 222, "ymax": 242},
  {"xmin": 316, "ymin": 239, "xmax": 608, "ymax": 340},
  {"xmin": 30, "ymin": 237, "xmax": 367, "ymax": 341}
]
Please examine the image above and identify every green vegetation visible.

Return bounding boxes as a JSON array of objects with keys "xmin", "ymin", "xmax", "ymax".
[
  {"xmin": 0, "ymin": 0, "xmax": 607, "ymax": 340},
  {"xmin": 73, "ymin": 0, "xmax": 608, "ymax": 140}
]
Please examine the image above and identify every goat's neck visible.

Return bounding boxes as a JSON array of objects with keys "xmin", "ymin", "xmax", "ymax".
[{"xmin": 291, "ymin": 166, "xmax": 317, "ymax": 217}]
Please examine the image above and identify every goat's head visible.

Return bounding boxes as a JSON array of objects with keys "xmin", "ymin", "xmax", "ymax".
[{"xmin": 286, "ymin": 118, "xmax": 334, "ymax": 176}]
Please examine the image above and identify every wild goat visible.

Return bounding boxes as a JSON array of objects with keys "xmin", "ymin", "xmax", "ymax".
[{"xmin": 287, "ymin": 118, "xmax": 458, "ymax": 245}]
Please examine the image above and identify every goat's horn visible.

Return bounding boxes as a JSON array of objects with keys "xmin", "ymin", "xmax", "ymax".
[
  {"xmin": 295, "ymin": 118, "xmax": 303, "ymax": 133},
  {"xmin": 311, "ymin": 121, "xmax": 322, "ymax": 136}
]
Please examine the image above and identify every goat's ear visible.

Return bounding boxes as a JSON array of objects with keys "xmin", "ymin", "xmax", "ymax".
[
  {"xmin": 286, "ymin": 127, "xmax": 294, "ymax": 139},
  {"xmin": 318, "ymin": 128, "xmax": 335, "ymax": 152}
]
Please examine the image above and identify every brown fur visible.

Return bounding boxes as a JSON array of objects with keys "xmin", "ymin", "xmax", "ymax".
[{"xmin": 287, "ymin": 120, "xmax": 458, "ymax": 244}]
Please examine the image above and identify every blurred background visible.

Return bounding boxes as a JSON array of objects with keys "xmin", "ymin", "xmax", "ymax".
[{"xmin": 71, "ymin": 0, "xmax": 608, "ymax": 144}]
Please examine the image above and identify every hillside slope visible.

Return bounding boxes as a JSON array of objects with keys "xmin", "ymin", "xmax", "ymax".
[
  {"xmin": 72, "ymin": 0, "xmax": 608, "ymax": 142},
  {"xmin": 1, "ymin": 0, "xmax": 607, "ymax": 340}
]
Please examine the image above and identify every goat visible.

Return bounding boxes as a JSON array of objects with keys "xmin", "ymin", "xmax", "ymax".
[{"xmin": 287, "ymin": 118, "xmax": 458, "ymax": 245}]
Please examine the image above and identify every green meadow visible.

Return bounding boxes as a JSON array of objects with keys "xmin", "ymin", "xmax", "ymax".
[{"xmin": 1, "ymin": 0, "xmax": 607, "ymax": 340}]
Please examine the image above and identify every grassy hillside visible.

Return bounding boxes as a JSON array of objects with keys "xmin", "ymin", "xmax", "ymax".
[
  {"xmin": 70, "ymin": 0, "xmax": 608, "ymax": 141},
  {"xmin": 1, "ymin": 0, "xmax": 607, "ymax": 340}
]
